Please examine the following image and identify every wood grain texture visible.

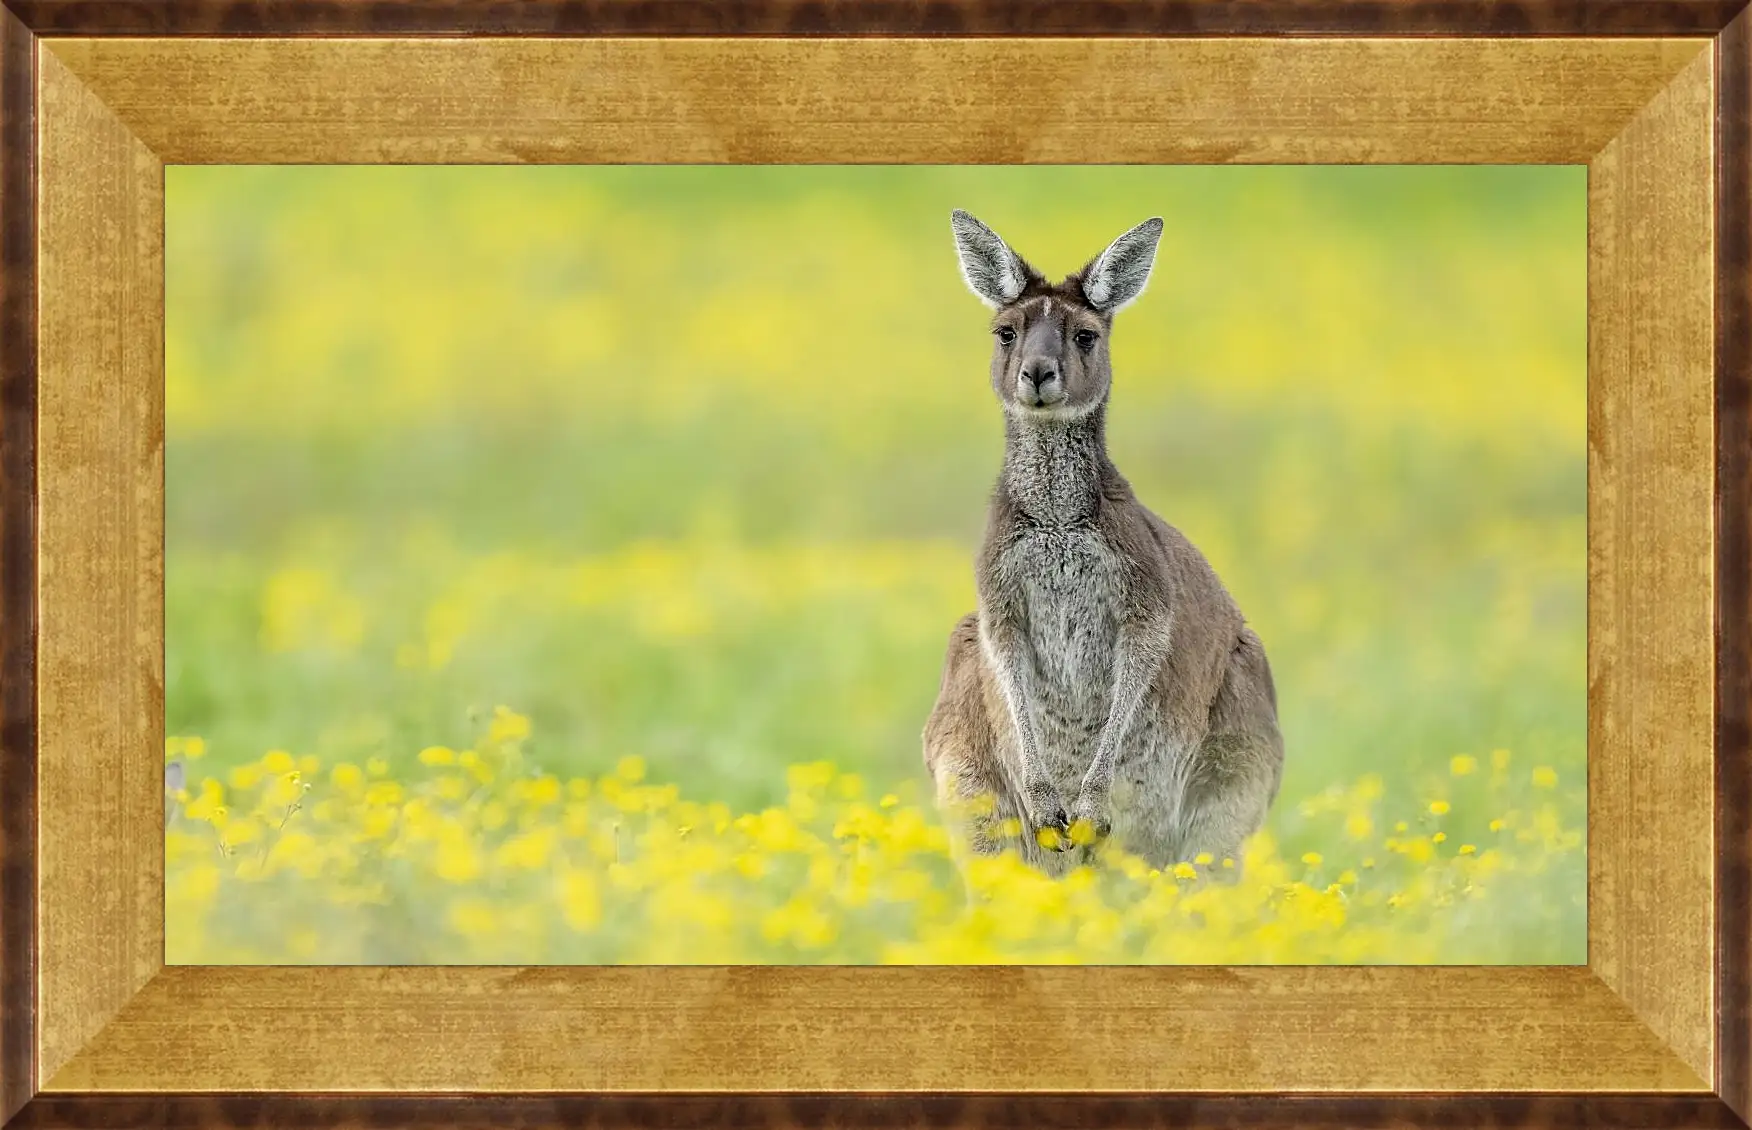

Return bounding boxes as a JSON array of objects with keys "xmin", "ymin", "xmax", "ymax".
[
  {"xmin": 1586, "ymin": 44, "xmax": 1719, "ymax": 1090},
  {"xmin": 39, "ymin": 966, "xmax": 1705, "ymax": 1093},
  {"xmin": 6, "ymin": 1092, "xmax": 1751, "ymax": 1130},
  {"xmin": 41, "ymin": 37, "xmax": 1706, "ymax": 165},
  {"xmin": 0, "ymin": 6, "xmax": 35, "ymax": 1127},
  {"xmin": 4, "ymin": 0, "xmax": 1750, "ymax": 37},
  {"xmin": 34, "ymin": 46, "xmax": 164, "ymax": 1091},
  {"xmin": 1714, "ymin": 9, "xmax": 1752, "ymax": 1124}
]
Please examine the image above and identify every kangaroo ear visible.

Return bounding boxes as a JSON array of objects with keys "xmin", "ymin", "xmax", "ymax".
[
  {"xmin": 1082, "ymin": 217, "xmax": 1164, "ymax": 314},
  {"xmin": 951, "ymin": 210, "xmax": 1031, "ymax": 309}
]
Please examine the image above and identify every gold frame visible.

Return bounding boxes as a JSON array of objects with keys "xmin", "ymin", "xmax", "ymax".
[{"xmin": 2, "ymin": 20, "xmax": 1745, "ymax": 1127}]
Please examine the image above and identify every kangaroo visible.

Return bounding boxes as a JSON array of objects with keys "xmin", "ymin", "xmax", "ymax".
[{"xmin": 922, "ymin": 210, "xmax": 1284, "ymax": 880}]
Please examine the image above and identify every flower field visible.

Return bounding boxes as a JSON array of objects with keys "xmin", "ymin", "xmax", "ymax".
[
  {"xmin": 166, "ymin": 165, "xmax": 1587, "ymax": 964},
  {"xmin": 166, "ymin": 719, "xmax": 1581, "ymax": 964}
]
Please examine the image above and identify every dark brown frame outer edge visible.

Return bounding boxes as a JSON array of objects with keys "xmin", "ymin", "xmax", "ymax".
[
  {"xmin": 1719, "ymin": 12, "xmax": 1752, "ymax": 1130},
  {"xmin": 0, "ymin": 2, "xmax": 1747, "ymax": 1128},
  {"xmin": 0, "ymin": 0, "xmax": 1745, "ymax": 35},
  {"xmin": 0, "ymin": 2, "xmax": 33, "ymax": 1127}
]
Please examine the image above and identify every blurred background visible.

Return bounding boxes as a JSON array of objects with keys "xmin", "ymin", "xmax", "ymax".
[{"xmin": 166, "ymin": 165, "xmax": 1586, "ymax": 962}]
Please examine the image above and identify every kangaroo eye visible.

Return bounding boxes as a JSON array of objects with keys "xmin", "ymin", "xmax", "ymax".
[
  {"xmin": 995, "ymin": 327, "xmax": 1017, "ymax": 347},
  {"xmin": 1074, "ymin": 329, "xmax": 1099, "ymax": 351}
]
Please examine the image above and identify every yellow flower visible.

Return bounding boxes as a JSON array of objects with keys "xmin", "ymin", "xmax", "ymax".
[
  {"xmin": 494, "ymin": 828, "xmax": 557, "ymax": 870},
  {"xmin": 418, "ymin": 746, "xmax": 456, "ymax": 766},
  {"xmin": 952, "ymin": 793, "xmax": 996, "ymax": 819},
  {"xmin": 785, "ymin": 761, "xmax": 834, "ymax": 794},
  {"xmin": 227, "ymin": 765, "xmax": 263, "ymax": 790},
  {"xmin": 524, "ymin": 776, "xmax": 561, "ymax": 807},
  {"xmin": 488, "ymin": 706, "xmax": 532, "ymax": 745},
  {"xmin": 262, "ymin": 750, "xmax": 296, "ymax": 774},
  {"xmin": 183, "ymin": 737, "xmax": 206, "ymax": 760},
  {"xmin": 1489, "ymin": 818, "xmax": 1506, "ymax": 832},
  {"xmin": 261, "ymin": 771, "xmax": 305, "ymax": 808},
  {"xmin": 265, "ymin": 830, "xmax": 320, "ymax": 877},
  {"xmin": 1531, "ymin": 766, "xmax": 1558, "ymax": 789},
  {"xmin": 556, "ymin": 867, "xmax": 601, "ymax": 930},
  {"xmin": 616, "ymin": 755, "xmax": 647, "ymax": 783},
  {"xmin": 1394, "ymin": 821, "xmax": 1408, "ymax": 833},
  {"xmin": 1491, "ymin": 748, "xmax": 1512, "ymax": 771},
  {"xmin": 433, "ymin": 835, "xmax": 482, "ymax": 883},
  {"xmin": 563, "ymin": 801, "xmax": 592, "ymax": 837},
  {"xmin": 184, "ymin": 779, "xmax": 225, "ymax": 822},
  {"xmin": 1449, "ymin": 755, "xmax": 1477, "ymax": 776},
  {"xmin": 159, "ymin": 747, "xmax": 1588, "ymax": 964},
  {"xmin": 1067, "ymin": 819, "xmax": 1100, "ymax": 846},
  {"xmin": 219, "ymin": 815, "xmax": 262, "ymax": 847}
]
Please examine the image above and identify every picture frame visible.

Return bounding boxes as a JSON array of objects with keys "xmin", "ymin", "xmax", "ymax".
[{"xmin": 0, "ymin": 1, "xmax": 1748, "ymax": 1126}]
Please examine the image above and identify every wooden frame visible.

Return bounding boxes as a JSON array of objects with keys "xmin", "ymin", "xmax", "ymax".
[{"xmin": 0, "ymin": 3, "xmax": 1747, "ymax": 1128}]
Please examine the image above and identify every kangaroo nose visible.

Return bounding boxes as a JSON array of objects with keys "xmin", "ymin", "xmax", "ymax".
[{"xmin": 1022, "ymin": 359, "xmax": 1059, "ymax": 389}]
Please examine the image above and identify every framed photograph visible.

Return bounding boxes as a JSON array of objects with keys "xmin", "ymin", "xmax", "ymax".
[{"xmin": 1, "ymin": 1, "xmax": 1748, "ymax": 1127}]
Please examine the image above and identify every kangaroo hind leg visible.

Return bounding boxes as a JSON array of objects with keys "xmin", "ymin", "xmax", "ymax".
[
  {"xmin": 923, "ymin": 613, "xmax": 1024, "ymax": 866},
  {"xmin": 1178, "ymin": 628, "xmax": 1285, "ymax": 879}
]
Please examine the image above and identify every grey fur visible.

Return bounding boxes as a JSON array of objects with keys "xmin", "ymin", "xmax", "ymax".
[
  {"xmin": 951, "ymin": 209, "xmax": 1033, "ymax": 308},
  {"xmin": 1082, "ymin": 217, "xmax": 1164, "ymax": 313},
  {"xmin": 923, "ymin": 212, "xmax": 1284, "ymax": 881}
]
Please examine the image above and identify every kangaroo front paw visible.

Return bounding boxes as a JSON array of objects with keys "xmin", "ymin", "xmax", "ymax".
[
  {"xmin": 1022, "ymin": 780, "xmax": 1074, "ymax": 852},
  {"xmin": 1067, "ymin": 786, "xmax": 1112, "ymax": 846}
]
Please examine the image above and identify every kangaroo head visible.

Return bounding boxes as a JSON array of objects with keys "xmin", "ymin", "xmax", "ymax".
[{"xmin": 950, "ymin": 210, "xmax": 1163, "ymax": 420}]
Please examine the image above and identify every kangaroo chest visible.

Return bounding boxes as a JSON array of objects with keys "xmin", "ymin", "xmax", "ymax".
[
  {"xmin": 996, "ymin": 525, "xmax": 1188, "ymax": 854},
  {"xmin": 1001, "ymin": 526, "xmax": 1126, "ymax": 727}
]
